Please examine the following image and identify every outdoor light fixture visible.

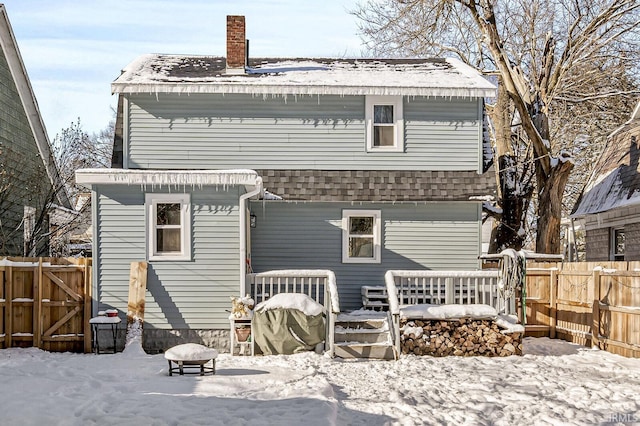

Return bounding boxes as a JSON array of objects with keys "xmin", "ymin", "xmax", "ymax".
[{"xmin": 250, "ymin": 212, "xmax": 257, "ymax": 228}]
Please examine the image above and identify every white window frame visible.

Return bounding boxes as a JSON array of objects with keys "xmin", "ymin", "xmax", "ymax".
[
  {"xmin": 146, "ymin": 193, "xmax": 191, "ymax": 261},
  {"xmin": 342, "ymin": 209, "xmax": 381, "ymax": 264},
  {"xmin": 365, "ymin": 95, "xmax": 404, "ymax": 152},
  {"xmin": 610, "ymin": 227, "xmax": 625, "ymax": 261}
]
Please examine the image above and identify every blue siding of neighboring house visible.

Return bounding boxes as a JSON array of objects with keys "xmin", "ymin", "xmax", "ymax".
[
  {"xmin": 249, "ymin": 201, "xmax": 482, "ymax": 310},
  {"xmin": 94, "ymin": 184, "xmax": 241, "ymax": 329},
  {"xmin": 124, "ymin": 93, "xmax": 482, "ymax": 171}
]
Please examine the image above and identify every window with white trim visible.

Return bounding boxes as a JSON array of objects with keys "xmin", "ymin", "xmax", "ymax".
[
  {"xmin": 366, "ymin": 96, "xmax": 404, "ymax": 152},
  {"xmin": 342, "ymin": 210, "xmax": 381, "ymax": 263},
  {"xmin": 146, "ymin": 193, "xmax": 191, "ymax": 261},
  {"xmin": 610, "ymin": 227, "xmax": 625, "ymax": 261}
]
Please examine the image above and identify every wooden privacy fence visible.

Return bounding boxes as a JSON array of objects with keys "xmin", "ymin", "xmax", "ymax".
[
  {"xmin": 524, "ymin": 261, "xmax": 640, "ymax": 358},
  {"xmin": 0, "ymin": 257, "xmax": 92, "ymax": 353}
]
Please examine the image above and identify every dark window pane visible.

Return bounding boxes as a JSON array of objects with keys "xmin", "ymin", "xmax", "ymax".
[
  {"xmin": 374, "ymin": 105, "xmax": 393, "ymax": 123},
  {"xmin": 374, "ymin": 126, "xmax": 394, "ymax": 146},
  {"xmin": 349, "ymin": 216, "xmax": 373, "ymax": 234},
  {"xmin": 157, "ymin": 203, "xmax": 181, "ymax": 225},
  {"xmin": 157, "ymin": 228, "xmax": 181, "ymax": 252},
  {"xmin": 349, "ymin": 237, "xmax": 374, "ymax": 258}
]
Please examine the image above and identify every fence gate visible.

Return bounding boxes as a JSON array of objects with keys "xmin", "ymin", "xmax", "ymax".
[{"xmin": 0, "ymin": 258, "xmax": 91, "ymax": 353}]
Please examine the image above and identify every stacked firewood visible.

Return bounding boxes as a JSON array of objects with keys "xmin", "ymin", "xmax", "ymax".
[{"xmin": 400, "ymin": 318, "xmax": 523, "ymax": 357}]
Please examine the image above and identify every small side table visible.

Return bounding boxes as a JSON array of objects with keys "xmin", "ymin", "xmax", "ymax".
[
  {"xmin": 165, "ymin": 343, "xmax": 218, "ymax": 376},
  {"xmin": 89, "ymin": 316, "xmax": 121, "ymax": 354},
  {"xmin": 229, "ymin": 317, "xmax": 254, "ymax": 356}
]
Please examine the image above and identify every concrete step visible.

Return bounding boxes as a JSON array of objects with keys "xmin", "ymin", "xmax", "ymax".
[
  {"xmin": 334, "ymin": 342, "xmax": 396, "ymax": 360},
  {"xmin": 334, "ymin": 319, "xmax": 389, "ymax": 330},
  {"xmin": 334, "ymin": 327, "xmax": 391, "ymax": 344},
  {"xmin": 332, "ymin": 312, "xmax": 396, "ymax": 359}
]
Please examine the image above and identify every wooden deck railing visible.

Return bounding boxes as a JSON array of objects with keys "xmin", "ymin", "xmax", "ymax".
[
  {"xmin": 383, "ymin": 269, "xmax": 512, "ymax": 356},
  {"xmin": 384, "ymin": 270, "xmax": 512, "ymax": 314},
  {"xmin": 246, "ymin": 269, "xmax": 340, "ymax": 357}
]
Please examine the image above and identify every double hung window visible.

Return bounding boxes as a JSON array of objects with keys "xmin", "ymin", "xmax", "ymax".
[
  {"xmin": 146, "ymin": 193, "xmax": 191, "ymax": 261},
  {"xmin": 342, "ymin": 210, "xmax": 381, "ymax": 263},
  {"xmin": 366, "ymin": 96, "xmax": 403, "ymax": 152}
]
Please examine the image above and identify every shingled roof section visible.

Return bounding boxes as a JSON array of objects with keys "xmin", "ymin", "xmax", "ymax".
[
  {"xmin": 255, "ymin": 169, "xmax": 496, "ymax": 202},
  {"xmin": 572, "ymin": 100, "xmax": 640, "ymax": 217},
  {"xmin": 112, "ymin": 56, "xmax": 496, "ymax": 98}
]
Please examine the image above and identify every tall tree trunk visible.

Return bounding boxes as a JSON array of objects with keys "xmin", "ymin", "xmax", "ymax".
[
  {"xmin": 533, "ymin": 110, "xmax": 573, "ymax": 254},
  {"xmin": 536, "ymin": 160, "xmax": 573, "ymax": 253},
  {"xmin": 489, "ymin": 80, "xmax": 526, "ymax": 252}
]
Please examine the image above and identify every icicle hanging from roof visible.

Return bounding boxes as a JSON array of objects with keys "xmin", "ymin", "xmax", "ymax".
[{"xmin": 76, "ymin": 168, "xmax": 260, "ymax": 190}]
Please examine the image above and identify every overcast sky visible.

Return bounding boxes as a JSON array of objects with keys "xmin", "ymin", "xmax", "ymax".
[{"xmin": 2, "ymin": 0, "xmax": 363, "ymax": 141}]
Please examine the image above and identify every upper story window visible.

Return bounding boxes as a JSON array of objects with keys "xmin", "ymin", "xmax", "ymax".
[
  {"xmin": 610, "ymin": 227, "xmax": 625, "ymax": 261},
  {"xmin": 366, "ymin": 96, "xmax": 404, "ymax": 152},
  {"xmin": 342, "ymin": 209, "xmax": 381, "ymax": 263},
  {"xmin": 146, "ymin": 193, "xmax": 191, "ymax": 261}
]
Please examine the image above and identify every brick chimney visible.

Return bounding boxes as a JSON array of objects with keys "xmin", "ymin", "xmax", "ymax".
[{"xmin": 226, "ymin": 15, "xmax": 246, "ymax": 75}]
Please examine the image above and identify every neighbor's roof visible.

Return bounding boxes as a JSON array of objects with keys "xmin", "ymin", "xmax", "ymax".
[
  {"xmin": 112, "ymin": 55, "xmax": 496, "ymax": 98},
  {"xmin": 571, "ymin": 99, "xmax": 640, "ymax": 217}
]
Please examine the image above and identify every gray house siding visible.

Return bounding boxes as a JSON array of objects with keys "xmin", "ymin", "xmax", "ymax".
[
  {"xmin": 94, "ymin": 184, "xmax": 241, "ymax": 330},
  {"xmin": 0, "ymin": 47, "xmax": 51, "ymax": 255},
  {"xmin": 626, "ymin": 222, "xmax": 640, "ymax": 260},
  {"xmin": 584, "ymin": 227, "xmax": 610, "ymax": 261},
  {"xmin": 249, "ymin": 201, "xmax": 481, "ymax": 310},
  {"xmin": 124, "ymin": 93, "xmax": 482, "ymax": 171}
]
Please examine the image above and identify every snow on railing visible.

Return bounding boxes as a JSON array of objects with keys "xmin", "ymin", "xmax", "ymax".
[
  {"xmin": 245, "ymin": 269, "xmax": 340, "ymax": 357},
  {"xmin": 384, "ymin": 270, "xmax": 513, "ymax": 314},
  {"xmin": 246, "ymin": 269, "xmax": 339, "ymax": 313}
]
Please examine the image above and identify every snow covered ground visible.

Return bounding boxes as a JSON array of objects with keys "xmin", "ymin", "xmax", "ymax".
[{"xmin": 0, "ymin": 338, "xmax": 638, "ymax": 425}]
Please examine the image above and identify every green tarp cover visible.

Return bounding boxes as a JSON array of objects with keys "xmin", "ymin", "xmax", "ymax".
[{"xmin": 253, "ymin": 308, "xmax": 325, "ymax": 355}]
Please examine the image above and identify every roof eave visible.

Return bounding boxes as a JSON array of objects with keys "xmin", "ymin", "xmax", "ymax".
[
  {"xmin": 75, "ymin": 168, "xmax": 261, "ymax": 191},
  {"xmin": 111, "ymin": 82, "xmax": 496, "ymax": 98}
]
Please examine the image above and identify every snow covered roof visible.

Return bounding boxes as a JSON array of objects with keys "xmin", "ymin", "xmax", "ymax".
[
  {"xmin": 572, "ymin": 100, "xmax": 640, "ymax": 217},
  {"xmin": 75, "ymin": 168, "xmax": 261, "ymax": 190},
  {"xmin": 112, "ymin": 55, "xmax": 496, "ymax": 98}
]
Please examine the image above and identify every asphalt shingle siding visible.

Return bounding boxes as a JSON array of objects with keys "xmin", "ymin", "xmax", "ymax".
[
  {"xmin": 624, "ymin": 222, "xmax": 640, "ymax": 260},
  {"xmin": 585, "ymin": 228, "xmax": 610, "ymax": 261},
  {"xmin": 257, "ymin": 169, "xmax": 496, "ymax": 201}
]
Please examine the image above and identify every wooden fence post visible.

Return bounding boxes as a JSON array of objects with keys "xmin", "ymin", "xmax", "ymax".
[
  {"xmin": 550, "ymin": 268, "xmax": 557, "ymax": 339},
  {"xmin": 5, "ymin": 265, "xmax": 12, "ymax": 348},
  {"xmin": 125, "ymin": 262, "xmax": 148, "ymax": 349},
  {"xmin": 83, "ymin": 259, "xmax": 93, "ymax": 354},
  {"xmin": 591, "ymin": 268, "xmax": 601, "ymax": 349},
  {"xmin": 33, "ymin": 259, "xmax": 42, "ymax": 348}
]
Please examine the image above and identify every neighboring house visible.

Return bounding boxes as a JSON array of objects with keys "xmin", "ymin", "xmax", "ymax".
[
  {"xmin": 0, "ymin": 5, "xmax": 71, "ymax": 256},
  {"xmin": 77, "ymin": 16, "xmax": 496, "ymax": 349},
  {"xmin": 572, "ymin": 100, "xmax": 640, "ymax": 261},
  {"xmin": 48, "ymin": 193, "xmax": 92, "ymax": 257}
]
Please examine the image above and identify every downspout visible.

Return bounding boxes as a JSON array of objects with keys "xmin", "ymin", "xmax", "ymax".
[{"xmin": 239, "ymin": 176, "xmax": 263, "ymax": 295}]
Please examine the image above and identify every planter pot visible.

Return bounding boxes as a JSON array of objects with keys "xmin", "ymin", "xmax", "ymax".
[{"xmin": 235, "ymin": 327, "xmax": 251, "ymax": 342}]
